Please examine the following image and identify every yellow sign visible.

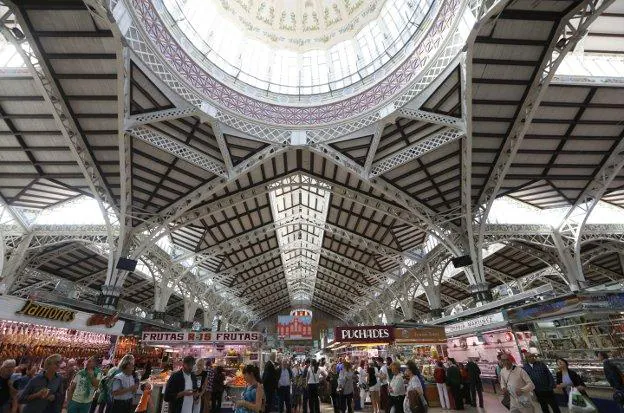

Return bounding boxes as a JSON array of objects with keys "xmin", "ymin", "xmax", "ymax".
[
  {"xmin": 395, "ymin": 327, "xmax": 446, "ymax": 344},
  {"xmin": 16, "ymin": 300, "xmax": 75, "ymax": 322}
]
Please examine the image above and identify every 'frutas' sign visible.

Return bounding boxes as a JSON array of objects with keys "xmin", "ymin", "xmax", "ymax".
[{"xmin": 334, "ymin": 325, "xmax": 394, "ymax": 343}]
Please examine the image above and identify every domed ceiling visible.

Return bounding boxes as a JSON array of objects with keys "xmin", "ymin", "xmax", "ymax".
[{"xmin": 208, "ymin": 0, "xmax": 385, "ymax": 51}]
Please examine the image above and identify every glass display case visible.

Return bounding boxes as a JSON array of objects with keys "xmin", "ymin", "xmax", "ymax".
[
  {"xmin": 531, "ymin": 312, "xmax": 624, "ymax": 388},
  {"xmin": 533, "ymin": 313, "xmax": 624, "ymax": 359},
  {"xmin": 542, "ymin": 359, "xmax": 624, "ymax": 388}
]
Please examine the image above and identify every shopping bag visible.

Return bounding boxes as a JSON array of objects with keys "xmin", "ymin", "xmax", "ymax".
[{"xmin": 568, "ymin": 388, "xmax": 597, "ymax": 413}]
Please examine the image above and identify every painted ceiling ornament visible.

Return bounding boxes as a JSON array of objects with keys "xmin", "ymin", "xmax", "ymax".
[{"xmin": 214, "ymin": 0, "xmax": 384, "ymax": 51}]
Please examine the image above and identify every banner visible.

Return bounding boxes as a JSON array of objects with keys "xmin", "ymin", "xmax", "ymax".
[
  {"xmin": 444, "ymin": 312, "xmax": 506, "ymax": 336},
  {"xmin": 334, "ymin": 325, "xmax": 394, "ymax": 343},
  {"xmin": 395, "ymin": 327, "xmax": 446, "ymax": 344},
  {"xmin": 578, "ymin": 291, "xmax": 624, "ymax": 310},
  {"xmin": 277, "ymin": 309, "xmax": 312, "ymax": 340},
  {"xmin": 141, "ymin": 331, "xmax": 261, "ymax": 344},
  {"xmin": 506, "ymin": 295, "xmax": 579, "ymax": 322}
]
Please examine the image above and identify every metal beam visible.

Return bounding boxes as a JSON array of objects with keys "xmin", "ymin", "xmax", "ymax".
[
  {"xmin": 555, "ymin": 136, "xmax": 624, "ymax": 289},
  {"xmin": 128, "ymin": 126, "xmax": 228, "ymax": 177},
  {"xmin": 473, "ymin": 0, "xmax": 614, "ymax": 290}
]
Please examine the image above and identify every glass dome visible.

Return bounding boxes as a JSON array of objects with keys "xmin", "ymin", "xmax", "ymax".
[{"xmin": 159, "ymin": 0, "xmax": 437, "ymax": 98}]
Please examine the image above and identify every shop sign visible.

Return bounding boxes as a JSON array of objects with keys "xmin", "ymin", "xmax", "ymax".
[
  {"xmin": 86, "ymin": 313, "xmax": 119, "ymax": 328},
  {"xmin": 506, "ymin": 296, "xmax": 579, "ymax": 322},
  {"xmin": 578, "ymin": 292, "xmax": 624, "ymax": 310},
  {"xmin": 395, "ymin": 327, "xmax": 446, "ymax": 344},
  {"xmin": 16, "ymin": 300, "xmax": 75, "ymax": 322},
  {"xmin": 334, "ymin": 325, "xmax": 394, "ymax": 343},
  {"xmin": 444, "ymin": 312, "xmax": 506, "ymax": 335},
  {"xmin": 141, "ymin": 331, "xmax": 261, "ymax": 344}
]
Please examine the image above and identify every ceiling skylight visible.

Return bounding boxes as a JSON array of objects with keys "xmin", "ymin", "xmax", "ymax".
[
  {"xmin": 269, "ymin": 174, "xmax": 331, "ymax": 305},
  {"xmin": 159, "ymin": 0, "xmax": 436, "ymax": 96}
]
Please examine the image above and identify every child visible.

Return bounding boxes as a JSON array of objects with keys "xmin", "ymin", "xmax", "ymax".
[{"xmin": 135, "ymin": 382, "xmax": 152, "ymax": 413}]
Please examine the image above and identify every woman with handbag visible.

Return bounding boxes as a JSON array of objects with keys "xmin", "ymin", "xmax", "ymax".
[
  {"xmin": 499, "ymin": 354, "xmax": 535, "ymax": 413},
  {"xmin": 555, "ymin": 358, "xmax": 586, "ymax": 397},
  {"xmin": 403, "ymin": 361, "xmax": 426, "ymax": 413},
  {"xmin": 367, "ymin": 362, "xmax": 380, "ymax": 413}
]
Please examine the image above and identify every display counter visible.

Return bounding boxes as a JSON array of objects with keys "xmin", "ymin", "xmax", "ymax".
[
  {"xmin": 507, "ymin": 291, "xmax": 624, "ymax": 411},
  {"xmin": 140, "ymin": 330, "xmax": 263, "ymax": 413},
  {"xmin": 442, "ymin": 311, "xmax": 532, "ymax": 394}
]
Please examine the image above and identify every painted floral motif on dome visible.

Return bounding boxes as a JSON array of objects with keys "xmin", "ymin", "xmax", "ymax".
[{"xmin": 214, "ymin": 0, "xmax": 384, "ymax": 50}]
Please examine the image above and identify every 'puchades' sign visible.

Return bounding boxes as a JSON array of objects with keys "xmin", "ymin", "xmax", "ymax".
[
  {"xmin": 334, "ymin": 325, "xmax": 394, "ymax": 343},
  {"xmin": 141, "ymin": 331, "xmax": 261, "ymax": 344}
]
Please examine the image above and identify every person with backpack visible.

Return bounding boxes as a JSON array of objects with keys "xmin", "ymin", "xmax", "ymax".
[
  {"xmin": 327, "ymin": 364, "xmax": 340, "ymax": 413},
  {"xmin": 367, "ymin": 360, "xmax": 380, "ymax": 413},
  {"xmin": 277, "ymin": 360, "xmax": 293, "ymax": 413},
  {"xmin": 433, "ymin": 361, "xmax": 449, "ymax": 410}
]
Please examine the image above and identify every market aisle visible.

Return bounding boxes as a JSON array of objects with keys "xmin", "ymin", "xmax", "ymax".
[{"xmin": 318, "ymin": 393, "xmax": 571, "ymax": 413}]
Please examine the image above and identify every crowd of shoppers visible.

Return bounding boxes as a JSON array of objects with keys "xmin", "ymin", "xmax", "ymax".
[{"xmin": 0, "ymin": 349, "xmax": 622, "ymax": 413}]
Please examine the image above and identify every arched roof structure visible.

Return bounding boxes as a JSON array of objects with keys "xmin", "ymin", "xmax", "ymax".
[{"xmin": 0, "ymin": 0, "xmax": 623, "ymax": 327}]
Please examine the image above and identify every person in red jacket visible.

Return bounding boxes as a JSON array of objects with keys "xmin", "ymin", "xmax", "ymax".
[{"xmin": 433, "ymin": 361, "xmax": 449, "ymax": 410}]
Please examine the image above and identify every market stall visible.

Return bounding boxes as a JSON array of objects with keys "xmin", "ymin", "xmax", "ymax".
[
  {"xmin": 443, "ymin": 311, "xmax": 532, "ymax": 393},
  {"xmin": 0, "ymin": 295, "xmax": 123, "ymax": 363},
  {"xmin": 331, "ymin": 325, "xmax": 394, "ymax": 362},
  {"xmin": 140, "ymin": 330, "xmax": 262, "ymax": 413},
  {"xmin": 507, "ymin": 291, "xmax": 624, "ymax": 411},
  {"xmin": 392, "ymin": 325, "xmax": 447, "ymax": 407}
]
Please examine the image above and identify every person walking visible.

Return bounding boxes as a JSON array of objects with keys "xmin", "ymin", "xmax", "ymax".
[
  {"xmin": 211, "ymin": 366, "xmax": 226, "ymax": 413},
  {"xmin": 193, "ymin": 359, "xmax": 208, "ymax": 413},
  {"xmin": 378, "ymin": 358, "xmax": 390, "ymax": 413},
  {"xmin": 306, "ymin": 360, "xmax": 321, "ymax": 413},
  {"xmin": 466, "ymin": 358, "xmax": 483, "ymax": 408},
  {"xmin": 19, "ymin": 354, "xmax": 64, "ymax": 413},
  {"xmin": 111, "ymin": 355, "xmax": 139, "ymax": 413},
  {"xmin": 337, "ymin": 362, "xmax": 355, "ymax": 413},
  {"xmin": 234, "ymin": 365, "xmax": 265, "ymax": 413},
  {"xmin": 499, "ymin": 354, "xmax": 535, "ymax": 413},
  {"xmin": 277, "ymin": 360, "xmax": 293, "ymax": 413},
  {"xmin": 1, "ymin": 360, "xmax": 18, "ymax": 413},
  {"xmin": 388, "ymin": 362, "xmax": 405, "ymax": 413},
  {"xmin": 357, "ymin": 360, "xmax": 368, "ymax": 409},
  {"xmin": 445, "ymin": 359, "xmax": 462, "ymax": 410},
  {"xmin": 164, "ymin": 356, "xmax": 199, "ymax": 413},
  {"xmin": 522, "ymin": 354, "xmax": 559, "ymax": 413},
  {"xmin": 367, "ymin": 360, "xmax": 380, "ymax": 413},
  {"xmin": 263, "ymin": 354, "xmax": 279, "ymax": 413},
  {"xmin": 327, "ymin": 364, "xmax": 340, "ymax": 413},
  {"xmin": 67, "ymin": 357, "xmax": 101, "ymax": 413},
  {"xmin": 291, "ymin": 363, "xmax": 305, "ymax": 413},
  {"xmin": 403, "ymin": 361, "xmax": 426, "ymax": 413},
  {"xmin": 598, "ymin": 352, "xmax": 624, "ymax": 411},
  {"xmin": 433, "ymin": 361, "xmax": 449, "ymax": 410}
]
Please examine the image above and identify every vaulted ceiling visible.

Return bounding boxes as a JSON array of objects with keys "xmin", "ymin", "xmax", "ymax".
[{"xmin": 1, "ymin": 0, "xmax": 624, "ymax": 325}]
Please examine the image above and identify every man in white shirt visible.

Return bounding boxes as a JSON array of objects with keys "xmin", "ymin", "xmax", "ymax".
[
  {"xmin": 378, "ymin": 358, "xmax": 390, "ymax": 413},
  {"xmin": 165, "ymin": 356, "xmax": 199, "ymax": 413},
  {"xmin": 277, "ymin": 360, "xmax": 293, "ymax": 413}
]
